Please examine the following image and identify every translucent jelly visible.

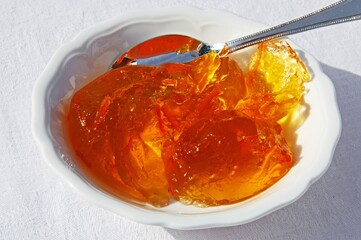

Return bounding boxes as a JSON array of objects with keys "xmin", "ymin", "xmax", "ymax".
[{"xmin": 65, "ymin": 40, "xmax": 310, "ymax": 207}]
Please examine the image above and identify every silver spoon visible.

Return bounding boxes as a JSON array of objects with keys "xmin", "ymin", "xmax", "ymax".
[{"xmin": 112, "ymin": 0, "xmax": 361, "ymax": 69}]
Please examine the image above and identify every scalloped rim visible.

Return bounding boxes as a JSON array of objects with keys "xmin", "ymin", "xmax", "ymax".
[{"xmin": 32, "ymin": 7, "xmax": 342, "ymax": 230}]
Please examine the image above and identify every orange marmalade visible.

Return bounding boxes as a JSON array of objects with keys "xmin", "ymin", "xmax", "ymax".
[{"xmin": 66, "ymin": 40, "xmax": 310, "ymax": 207}]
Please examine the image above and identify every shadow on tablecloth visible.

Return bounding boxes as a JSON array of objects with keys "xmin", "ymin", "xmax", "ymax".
[{"xmin": 164, "ymin": 63, "xmax": 361, "ymax": 240}]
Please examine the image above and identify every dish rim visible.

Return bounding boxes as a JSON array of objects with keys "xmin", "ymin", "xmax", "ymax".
[{"xmin": 32, "ymin": 6, "xmax": 342, "ymax": 230}]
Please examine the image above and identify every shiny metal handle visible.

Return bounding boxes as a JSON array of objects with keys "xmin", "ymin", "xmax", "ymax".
[{"xmin": 225, "ymin": 0, "xmax": 361, "ymax": 54}]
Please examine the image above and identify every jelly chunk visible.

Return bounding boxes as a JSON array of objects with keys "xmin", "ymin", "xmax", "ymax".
[
  {"xmin": 67, "ymin": 66, "xmax": 171, "ymax": 207},
  {"xmin": 162, "ymin": 112, "xmax": 292, "ymax": 206},
  {"xmin": 236, "ymin": 41, "xmax": 310, "ymax": 120}
]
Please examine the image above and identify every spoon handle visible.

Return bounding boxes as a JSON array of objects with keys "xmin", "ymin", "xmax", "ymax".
[{"xmin": 225, "ymin": 0, "xmax": 361, "ymax": 54}]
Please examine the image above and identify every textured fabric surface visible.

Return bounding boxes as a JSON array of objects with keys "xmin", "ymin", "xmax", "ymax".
[{"xmin": 1, "ymin": 0, "xmax": 361, "ymax": 239}]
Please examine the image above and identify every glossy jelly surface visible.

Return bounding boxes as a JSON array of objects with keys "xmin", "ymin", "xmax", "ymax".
[{"xmin": 65, "ymin": 40, "xmax": 310, "ymax": 207}]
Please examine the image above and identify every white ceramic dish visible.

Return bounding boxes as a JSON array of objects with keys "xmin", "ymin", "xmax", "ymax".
[{"xmin": 32, "ymin": 7, "xmax": 341, "ymax": 230}]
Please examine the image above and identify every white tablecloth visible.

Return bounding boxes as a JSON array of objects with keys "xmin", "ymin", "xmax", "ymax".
[{"xmin": 1, "ymin": 0, "xmax": 361, "ymax": 239}]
